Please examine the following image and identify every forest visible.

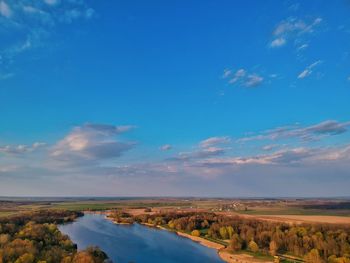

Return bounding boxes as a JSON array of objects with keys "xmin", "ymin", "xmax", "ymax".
[
  {"xmin": 0, "ymin": 210, "xmax": 108, "ymax": 263},
  {"xmin": 109, "ymin": 211, "xmax": 350, "ymax": 263}
]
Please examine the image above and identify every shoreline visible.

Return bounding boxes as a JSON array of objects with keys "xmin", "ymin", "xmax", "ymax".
[{"xmin": 93, "ymin": 211, "xmax": 272, "ymax": 263}]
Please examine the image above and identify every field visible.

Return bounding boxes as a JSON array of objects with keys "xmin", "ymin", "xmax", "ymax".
[{"xmin": 1, "ymin": 197, "xmax": 350, "ymax": 224}]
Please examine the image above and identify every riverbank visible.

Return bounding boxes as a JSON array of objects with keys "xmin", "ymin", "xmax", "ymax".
[
  {"xmin": 174, "ymin": 231, "xmax": 272, "ymax": 263},
  {"xmin": 100, "ymin": 211, "xmax": 272, "ymax": 263},
  {"xmin": 138, "ymin": 222, "xmax": 272, "ymax": 263}
]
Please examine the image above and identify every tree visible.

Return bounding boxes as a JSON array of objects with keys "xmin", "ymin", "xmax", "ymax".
[
  {"xmin": 230, "ymin": 234, "xmax": 242, "ymax": 251},
  {"xmin": 269, "ymin": 240, "xmax": 278, "ymax": 256},
  {"xmin": 72, "ymin": 252, "xmax": 95, "ymax": 263},
  {"xmin": 227, "ymin": 226, "xmax": 234, "ymax": 239},
  {"xmin": 191, "ymin": 230, "xmax": 200, "ymax": 237},
  {"xmin": 168, "ymin": 220, "xmax": 175, "ymax": 229},
  {"xmin": 0, "ymin": 234, "xmax": 10, "ymax": 245},
  {"xmin": 219, "ymin": 227, "xmax": 228, "ymax": 240},
  {"xmin": 14, "ymin": 253, "xmax": 34, "ymax": 263},
  {"xmin": 304, "ymin": 249, "xmax": 323, "ymax": 263},
  {"xmin": 85, "ymin": 246, "xmax": 108, "ymax": 263},
  {"xmin": 248, "ymin": 240, "xmax": 259, "ymax": 253}
]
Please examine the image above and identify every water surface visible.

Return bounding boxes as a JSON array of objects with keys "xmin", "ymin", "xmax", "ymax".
[{"xmin": 59, "ymin": 214, "xmax": 225, "ymax": 263}]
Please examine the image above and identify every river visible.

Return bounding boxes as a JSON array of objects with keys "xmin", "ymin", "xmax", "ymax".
[{"xmin": 59, "ymin": 214, "xmax": 225, "ymax": 263}]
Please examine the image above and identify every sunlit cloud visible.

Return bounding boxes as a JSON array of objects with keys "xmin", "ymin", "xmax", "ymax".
[{"xmin": 51, "ymin": 123, "xmax": 136, "ymax": 164}]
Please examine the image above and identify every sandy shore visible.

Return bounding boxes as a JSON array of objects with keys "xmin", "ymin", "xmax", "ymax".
[
  {"xmin": 174, "ymin": 231, "xmax": 272, "ymax": 263},
  {"xmin": 218, "ymin": 250, "xmax": 272, "ymax": 263},
  {"xmin": 176, "ymin": 231, "xmax": 225, "ymax": 250}
]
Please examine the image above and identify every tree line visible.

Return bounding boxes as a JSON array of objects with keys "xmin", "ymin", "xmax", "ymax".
[
  {"xmin": 126, "ymin": 211, "xmax": 350, "ymax": 263},
  {"xmin": 0, "ymin": 210, "xmax": 109, "ymax": 263}
]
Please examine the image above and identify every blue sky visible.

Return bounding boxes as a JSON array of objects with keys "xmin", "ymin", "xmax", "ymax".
[{"xmin": 0, "ymin": 0, "xmax": 349, "ymax": 196}]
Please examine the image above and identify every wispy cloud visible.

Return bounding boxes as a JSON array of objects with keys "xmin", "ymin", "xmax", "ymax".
[
  {"xmin": 0, "ymin": 72, "xmax": 14, "ymax": 80},
  {"xmin": 0, "ymin": 1, "xmax": 12, "ymax": 18},
  {"xmin": 44, "ymin": 0, "xmax": 59, "ymax": 6},
  {"xmin": 270, "ymin": 37, "xmax": 286, "ymax": 48},
  {"xmin": 0, "ymin": 142, "xmax": 46, "ymax": 155},
  {"xmin": 297, "ymin": 43, "xmax": 308, "ymax": 51},
  {"xmin": 238, "ymin": 120, "xmax": 350, "ymax": 143},
  {"xmin": 199, "ymin": 136, "xmax": 231, "ymax": 148},
  {"xmin": 270, "ymin": 17, "xmax": 322, "ymax": 48},
  {"xmin": 169, "ymin": 147, "xmax": 226, "ymax": 162},
  {"xmin": 160, "ymin": 144, "xmax": 172, "ymax": 151},
  {"xmin": 297, "ymin": 60, "xmax": 322, "ymax": 79},
  {"xmin": 245, "ymin": 74, "xmax": 264, "ymax": 87},
  {"xmin": 223, "ymin": 68, "xmax": 264, "ymax": 88},
  {"xmin": 0, "ymin": 0, "xmax": 95, "ymax": 78},
  {"xmin": 212, "ymin": 144, "xmax": 350, "ymax": 168}
]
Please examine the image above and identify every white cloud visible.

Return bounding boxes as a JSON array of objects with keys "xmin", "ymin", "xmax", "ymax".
[
  {"xmin": 0, "ymin": 1, "xmax": 11, "ymax": 18},
  {"xmin": 160, "ymin": 144, "xmax": 172, "ymax": 151},
  {"xmin": 262, "ymin": 144, "xmax": 279, "ymax": 151},
  {"xmin": 224, "ymin": 68, "xmax": 264, "ymax": 88},
  {"xmin": 238, "ymin": 120, "xmax": 350, "ymax": 143},
  {"xmin": 228, "ymin": 69, "xmax": 246, "ymax": 84},
  {"xmin": 44, "ymin": 0, "xmax": 59, "ymax": 6},
  {"xmin": 273, "ymin": 17, "xmax": 322, "ymax": 36},
  {"xmin": 298, "ymin": 69, "xmax": 310, "ymax": 79},
  {"xmin": 270, "ymin": 37, "xmax": 286, "ymax": 48},
  {"xmin": 222, "ymin": 69, "xmax": 232, "ymax": 78},
  {"xmin": 1, "ymin": 121, "xmax": 350, "ymax": 196},
  {"xmin": 270, "ymin": 17, "xmax": 322, "ymax": 48},
  {"xmin": 297, "ymin": 60, "xmax": 322, "ymax": 79},
  {"xmin": 245, "ymin": 74, "xmax": 264, "ymax": 87},
  {"xmin": 51, "ymin": 124, "xmax": 135, "ymax": 163},
  {"xmin": 297, "ymin": 44, "xmax": 308, "ymax": 51},
  {"xmin": 171, "ymin": 147, "xmax": 226, "ymax": 161},
  {"xmin": 200, "ymin": 136, "xmax": 231, "ymax": 148},
  {"xmin": 0, "ymin": 0, "xmax": 95, "ymax": 78},
  {"xmin": 0, "ymin": 142, "xmax": 46, "ymax": 155}
]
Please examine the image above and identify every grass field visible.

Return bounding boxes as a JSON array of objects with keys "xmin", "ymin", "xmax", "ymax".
[{"xmin": 1, "ymin": 197, "xmax": 350, "ymax": 225}]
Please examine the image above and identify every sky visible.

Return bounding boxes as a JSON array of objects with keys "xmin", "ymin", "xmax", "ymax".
[{"xmin": 0, "ymin": 0, "xmax": 350, "ymax": 197}]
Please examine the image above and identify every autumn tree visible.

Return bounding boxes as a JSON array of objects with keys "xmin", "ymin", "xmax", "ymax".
[
  {"xmin": 191, "ymin": 230, "xmax": 200, "ymax": 237},
  {"xmin": 269, "ymin": 240, "xmax": 278, "ymax": 256},
  {"xmin": 304, "ymin": 249, "xmax": 323, "ymax": 263},
  {"xmin": 230, "ymin": 234, "xmax": 242, "ymax": 251},
  {"xmin": 72, "ymin": 252, "xmax": 95, "ymax": 263},
  {"xmin": 248, "ymin": 240, "xmax": 259, "ymax": 253}
]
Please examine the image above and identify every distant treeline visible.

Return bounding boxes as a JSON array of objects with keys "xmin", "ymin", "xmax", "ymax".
[
  {"xmin": 0, "ymin": 210, "xmax": 108, "ymax": 263},
  {"xmin": 110, "ymin": 211, "xmax": 350, "ymax": 263},
  {"xmin": 302, "ymin": 202, "xmax": 350, "ymax": 210}
]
